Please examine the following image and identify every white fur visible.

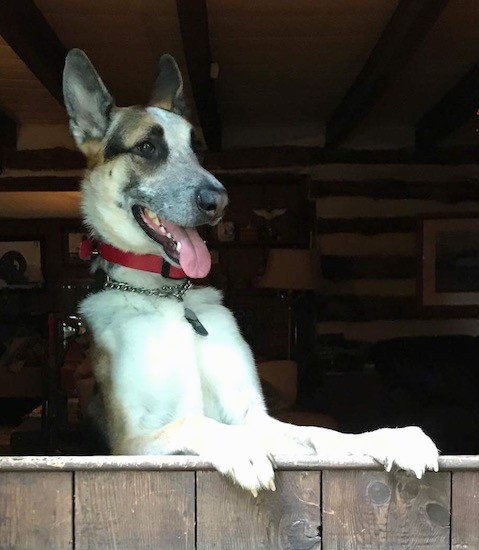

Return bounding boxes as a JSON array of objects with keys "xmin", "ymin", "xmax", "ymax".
[{"xmin": 81, "ymin": 268, "xmax": 439, "ymax": 495}]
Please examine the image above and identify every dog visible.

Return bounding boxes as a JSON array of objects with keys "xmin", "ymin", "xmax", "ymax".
[{"xmin": 63, "ymin": 49, "xmax": 439, "ymax": 495}]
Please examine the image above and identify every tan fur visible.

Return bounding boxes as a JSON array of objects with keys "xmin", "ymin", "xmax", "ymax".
[
  {"xmin": 89, "ymin": 343, "xmax": 129, "ymax": 451},
  {"xmin": 78, "ymin": 139, "xmax": 104, "ymax": 168}
]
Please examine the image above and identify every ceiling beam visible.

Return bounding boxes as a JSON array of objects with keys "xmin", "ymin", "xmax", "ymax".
[
  {"xmin": 415, "ymin": 60, "xmax": 479, "ymax": 150},
  {"xmin": 325, "ymin": 0, "xmax": 448, "ymax": 148},
  {"xmin": 176, "ymin": 0, "xmax": 222, "ymax": 151},
  {"xmin": 0, "ymin": 0, "xmax": 67, "ymax": 105}
]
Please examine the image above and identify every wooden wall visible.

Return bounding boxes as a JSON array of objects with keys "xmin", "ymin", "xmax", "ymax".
[{"xmin": 313, "ymin": 178, "xmax": 479, "ymax": 342}]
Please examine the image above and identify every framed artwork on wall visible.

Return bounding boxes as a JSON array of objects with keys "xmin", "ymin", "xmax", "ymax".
[
  {"xmin": 419, "ymin": 216, "xmax": 479, "ymax": 306},
  {"xmin": 64, "ymin": 230, "xmax": 89, "ymax": 265},
  {"xmin": 0, "ymin": 240, "xmax": 44, "ymax": 289}
]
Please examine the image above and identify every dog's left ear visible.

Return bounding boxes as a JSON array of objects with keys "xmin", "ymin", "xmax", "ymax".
[{"xmin": 149, "ymin": 54, "xmax": 185, "ymax": 115}]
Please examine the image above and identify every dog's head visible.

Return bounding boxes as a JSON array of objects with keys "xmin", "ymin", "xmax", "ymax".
[{"xmin": 63, "ymin": 49, "xmax": 227, "ymax": 279}]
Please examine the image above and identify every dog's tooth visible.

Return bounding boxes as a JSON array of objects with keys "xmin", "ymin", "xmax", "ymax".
[
  {"xmin": 176, "ymin": 241, "xmax": 182, "ymax": 252},
  {"xmin": 166, "ymin": 232, "xmax": 173, "ymax": 239},
  {"xmin": 159, "ymin": 225, "xmax": 166, "ymax": 234}
]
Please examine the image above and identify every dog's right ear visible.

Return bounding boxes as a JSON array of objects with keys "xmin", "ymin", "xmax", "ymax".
[{"xmin": 63, "ymin": 49, "xmax": 114, "ymax": 147}]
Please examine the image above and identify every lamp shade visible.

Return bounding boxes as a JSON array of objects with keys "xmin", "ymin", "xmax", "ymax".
[{"xmin": 259, "ymin": 248, "xmax": 319, "ymax": 290}]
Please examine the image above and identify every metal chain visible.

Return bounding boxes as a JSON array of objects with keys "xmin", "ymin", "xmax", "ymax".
[{"xmin": 103, "ymin": 275, "xmax": 192, "ymax": 301}]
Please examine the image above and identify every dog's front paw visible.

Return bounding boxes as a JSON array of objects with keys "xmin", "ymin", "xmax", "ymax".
[
  {"xmin": 368, "ymin": 426, "xmax": 439, "ymax": 478},
  {"xmin": 208, "ymin": 449, "xmax": 276, "ymax": 497}
]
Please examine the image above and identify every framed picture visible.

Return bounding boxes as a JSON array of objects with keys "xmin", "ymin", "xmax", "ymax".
[
  {"xmin": 65, "ymin": 231, "xmax": 89, "ymax": 264},
  {"xmin": 419, "ymin": 216, "xmax": 479, "ymax": 306},
  {"xmin": 0, "ymin": 240, "xmax": 44, "ymax": 289}
]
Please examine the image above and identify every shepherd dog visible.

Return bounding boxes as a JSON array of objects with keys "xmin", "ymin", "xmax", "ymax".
[{"xmin": 63, "ymin": 49, "xmax": 439, "ymax": 495}]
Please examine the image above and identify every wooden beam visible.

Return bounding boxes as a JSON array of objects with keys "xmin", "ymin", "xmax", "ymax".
[
  {"xmin": 326, "ymin": 0, "xmax": 448, "ymax": 148},
  {"xmin": 311, "ymin": 179, "xmax": 479, "ymax": 203},
  {"xmin": 317, "ymin": 294, "xmax": 479, "ymax": 321},
  {"xmin": 176, "ymin": 0, "xmax": 222, "ymax": 151},
  {"xmin": 416, "ymin": 60, "xmax": 479, "ymax": 150},
  {"xmin": 4, "ymin": 145, "xmax": 479, "ymax": 173},
  {"xmin": 4, "ymin": 147, "xmax": 85, "ymax": 171},
  {"xmin": 317, "ymin": 217, "xmax": 417, "ymax": 235},
  {"xmin": 0, "ymin": 176, "xmax": 79, "ymax": 192},
  {"xmin": 0, "ymin": 0, "xmax": 67, "ymax": 105},
  {"xmin": 321, "ymin": 255, "xmax": 416, "ymax": 281}
]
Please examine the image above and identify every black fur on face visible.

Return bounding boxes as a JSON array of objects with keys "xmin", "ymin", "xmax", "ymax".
[{"xmin": 104, "ymin": 124, "xmax": 170, "ymax": 167}]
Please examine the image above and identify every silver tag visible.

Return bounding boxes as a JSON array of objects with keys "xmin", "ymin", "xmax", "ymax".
[{"xmin": 184, "ymin": 307, "xmax": 208, "ymax": 336}]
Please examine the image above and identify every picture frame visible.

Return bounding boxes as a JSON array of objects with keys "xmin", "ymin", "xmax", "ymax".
[
  {"xmin": 64, "ymin": 230, "xmax": 89, "ymax": 265},
  {"xmin": 419, "ymin": 216, "xmax": 479, "ymax": 306},
  {"xmin": 0, "ymin": 239, "xmax": 45, "ymax": 289}
]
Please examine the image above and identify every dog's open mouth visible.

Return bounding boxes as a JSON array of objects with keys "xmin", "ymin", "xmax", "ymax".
[{"xmin": 132, "ymin": 205, "xmax": 211, "ymax": 279}]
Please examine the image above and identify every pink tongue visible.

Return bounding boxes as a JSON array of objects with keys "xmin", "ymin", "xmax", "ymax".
[{"xmin": 161, "ymin": 220, "xmax": 211, "ymax": 279}]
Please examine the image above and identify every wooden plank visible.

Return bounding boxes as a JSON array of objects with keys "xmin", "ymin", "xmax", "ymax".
[
  {"xmin": 317, "ymin": 319, "xmax": 479, "ymax": 342},
  {"xmin": 6, "ymin": 146, "xmax": 479, "ymax": 172},
  {"xmin": 451, "ymin": 471, "xmax": 479, "ymax": 549},
  {"xmin": 197, "ymin": 470, "xmax": 321, "ymax": 549},
  {"xmin": 0, "ymin": 454, "xmax": 477, "ymax": 472},
  {"xmin": 317, "ymin": 217, "xmax": 417, "ymax": 235},
  {"xmin": 0, "ymin": 471, "xmax": 73, "ymax": 549},
  {"xmin": 316, "ymin": 294, "xmax": 479, "ymax": 321},
  {"xmin": 4, "ymin": 147, "xmax": 85, "ymax": 171},
  {"xmin": 75, "ymin": 470, "xmax": 195, "ymax": 550},
  {"xmin": 0, "ymin": 176, "xmax": 79, "ymax": 192},
  {"xmin": 0, "ymin": 0, "xmax": 67, "ymax": 105},
  {"xmin": 416, "ymin": 59, "xmax": 479, "ymax": 150},
  {"xmin": 322, "ymin": 470, "xmax": 450, "ymax": 549},
  {"xmin": 320, "ymin": 232, "xmax": 416, "ymax": 257},
  {"xmin": 311, "ymin": 180, "xmax": 479, "ymax": 203},
  {"xmin": 326, "ymin": 0, "xmax": 448, "ymax": 147},
  {"xmin": 176, "ymin": 0, "xmax": 221, "ymax": 151},
  {"xmin": 321, "ymin": 255, "xmax": 417, "ymax": 281},
  {"xmin": 315, "ymin": 197, "xmax": 479, "ymax": 220}
]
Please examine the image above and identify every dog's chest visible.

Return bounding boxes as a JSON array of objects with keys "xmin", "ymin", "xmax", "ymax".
[{"xmin": 82, "ymin": 287, "xmax": 232, "ymax": 424}]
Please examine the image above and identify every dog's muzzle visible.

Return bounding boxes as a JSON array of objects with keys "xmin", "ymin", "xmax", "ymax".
[{"xmin": 196, "ymin": 185, "xmax": 228, "ymax": 222}]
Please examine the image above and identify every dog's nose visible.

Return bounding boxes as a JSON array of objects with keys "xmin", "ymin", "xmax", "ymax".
[{"xmin": 196, "ymin": 186, "xmax": 228, "ymax": 218}]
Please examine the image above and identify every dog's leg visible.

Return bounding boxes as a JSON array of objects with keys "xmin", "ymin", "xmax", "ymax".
[
  {"xmin": 119, "ymin": 415, "xmax": 276, "ymax": 496},
  {"xmin": 191, "ymin": 301, "xmax": 439, "ymax": 479},
  {"xmin": 244, "ymin": 407, "xmax": 439, "ymax": 478}
]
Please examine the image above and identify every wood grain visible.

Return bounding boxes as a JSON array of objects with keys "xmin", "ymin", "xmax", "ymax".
[
  {"xmin": 321, "ymin": 255, "xmax": 416, "ymax": 281},
  {"xmin": 75, "ymin": 470, "xmax": 195, "ymax": 550},
  {"xmin": 311, "ymin": 180, "xmax": 479, "ymax": 203},
  {"xmin": 196, "ymin": 470, "xmax": 320, "ymax": 550},
  {"xmin": 322, "ymin": 470, "xmax": 450, "ymax": 549},
  {"xmin": 451, "ymin": 471, "xmax": 479, "ymax": 549},
  {"xmin": 0, "ymin": 471, "xmax": 73, "ymax": 549}
]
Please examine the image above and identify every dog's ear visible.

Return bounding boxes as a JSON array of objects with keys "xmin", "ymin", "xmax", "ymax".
[
  {"xmin": 149, "ymin": 54, "xmax": 185, "ymax": 115},
  {"xmin": 63, "ymin": 49, "xmax": 115, "ymax": 146}
]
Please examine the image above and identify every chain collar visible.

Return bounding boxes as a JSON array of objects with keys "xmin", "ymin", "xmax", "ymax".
[{"xmin": 103, "ymin": 275, "xmax": 192, "ymax": 301}]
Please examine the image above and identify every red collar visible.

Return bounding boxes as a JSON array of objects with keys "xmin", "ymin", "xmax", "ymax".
[{"xmin": 79, "ymin": 238, "xmax": 187, "ymax": 279}]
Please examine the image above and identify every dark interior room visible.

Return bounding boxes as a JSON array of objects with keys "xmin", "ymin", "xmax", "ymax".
[{"xmin": 1, "ymin": 1, "xmax": 479, "ymax": 547}]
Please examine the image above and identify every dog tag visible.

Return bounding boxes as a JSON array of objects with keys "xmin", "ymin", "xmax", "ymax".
[{"xmin": 184, "ymin": 307, "xmax": 208, "ymax": 336}]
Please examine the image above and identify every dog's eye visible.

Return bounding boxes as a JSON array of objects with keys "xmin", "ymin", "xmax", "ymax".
[{"xmin": 135, "ymin": 141, "xmax": 156, "ymax": 156}]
